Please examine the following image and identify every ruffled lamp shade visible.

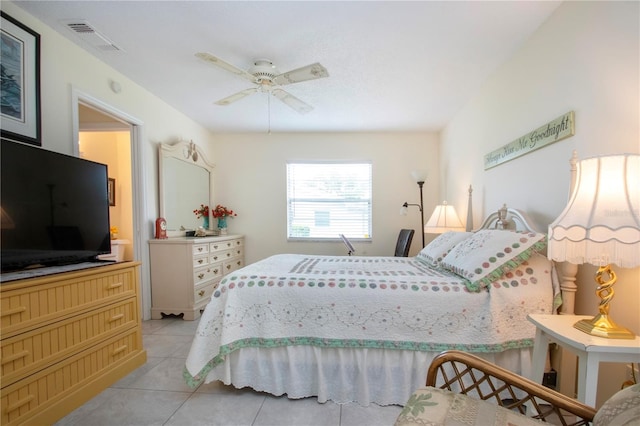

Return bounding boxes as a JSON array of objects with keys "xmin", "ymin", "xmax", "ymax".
[{"xmin": 548, "ymin": 153, "xmax": 640, "ymax": 338}]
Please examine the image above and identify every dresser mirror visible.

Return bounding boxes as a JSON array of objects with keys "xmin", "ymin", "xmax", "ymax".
[{"xmin": 159, "ymin": 140, "xmax": 215, "ymax": 233}]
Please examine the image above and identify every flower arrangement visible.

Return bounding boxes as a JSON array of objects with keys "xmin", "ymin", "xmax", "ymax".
[
  {"xmin": 193, "ymin": 204, "xmax": 209, "ymax": 219},
  {"xmin": 211, "ymin": 204, "xmax": 237, "ymax": 218}
]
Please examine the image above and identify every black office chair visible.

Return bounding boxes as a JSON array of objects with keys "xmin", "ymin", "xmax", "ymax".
[{"xmin": 394, "ymin": 229, "xmax": 415, "ymax": 257}]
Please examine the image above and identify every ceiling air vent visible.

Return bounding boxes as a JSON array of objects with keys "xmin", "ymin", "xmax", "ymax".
[{"xmin": 62, "ymin": 20, "xmax": 123, "ymax": 52}]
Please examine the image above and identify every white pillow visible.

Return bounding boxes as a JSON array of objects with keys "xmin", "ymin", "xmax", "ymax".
[
  {"xmin": 416, "ymin": 231, "xmax": 473, "ymax": 267},
  {"xmin": 440, "ymin": 229, "xmax": 547, "ymax": 291}
]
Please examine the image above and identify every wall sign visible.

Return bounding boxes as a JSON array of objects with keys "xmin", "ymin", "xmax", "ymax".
[{"xmin": 484, "ymin": 111, "xmax": 574, "ymax": 170}]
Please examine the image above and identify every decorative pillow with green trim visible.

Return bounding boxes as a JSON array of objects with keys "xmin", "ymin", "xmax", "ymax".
[
  {"xmin": 439, "ymin": 230, "xmax": 547, "ymax": 291},
  {"xmin": 417, "ymin": 231, "xmax": 473, "ymax": 267}
]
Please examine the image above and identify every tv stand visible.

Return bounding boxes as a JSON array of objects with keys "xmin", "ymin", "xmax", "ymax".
[
  {"xmin": 0, "ymin": 261, "xmax": 146, "ymax": 425},
  {"xmin": 1, "ymin": 260, "xmax": 118, "ymax": 283}
]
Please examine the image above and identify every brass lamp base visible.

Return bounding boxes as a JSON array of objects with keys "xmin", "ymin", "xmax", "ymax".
[
  {"xmin": 574, "ymin": 314, "xmax": 635, "ymax": 339},
  {"xmin": 574, "ymin": 264, "xmax": 636, "ymax": 339}
]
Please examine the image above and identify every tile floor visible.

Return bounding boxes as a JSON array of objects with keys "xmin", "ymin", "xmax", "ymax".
[{"xmin": 54, "ymin": 317, "xmax": 403, "ymax": 426}]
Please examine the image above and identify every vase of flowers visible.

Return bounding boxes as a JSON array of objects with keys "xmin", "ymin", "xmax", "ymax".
[
  {"xmin": 212, "ymin": 204, "xmax": 237, "ymax": 235},
  {"xmin": 193, "ymin": 204, "xmax": 210, "ymax": 229}
]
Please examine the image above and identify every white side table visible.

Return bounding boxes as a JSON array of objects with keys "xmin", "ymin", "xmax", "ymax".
[{"xmin": 528, "ymin": 314, "xmax": 640, "ymax": 407}]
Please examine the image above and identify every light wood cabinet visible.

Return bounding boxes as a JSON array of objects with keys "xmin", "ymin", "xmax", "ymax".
[
  {"xmin": 149, "ymin": 235, "xmax": 244, "ymax": 320},
  {"xmin": 0, "ymin": 262, "xmax": 146, "ymax": 426}
]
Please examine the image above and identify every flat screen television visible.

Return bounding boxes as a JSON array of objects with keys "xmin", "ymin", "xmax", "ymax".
[{"xmin": 1, "ymin": 139, "xmax": 111, "ymax": 272}]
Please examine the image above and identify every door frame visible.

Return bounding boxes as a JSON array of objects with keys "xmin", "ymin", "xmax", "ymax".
[{"xmin": 71, "ymin": 87, "xmax": 151, "ymax": 320}]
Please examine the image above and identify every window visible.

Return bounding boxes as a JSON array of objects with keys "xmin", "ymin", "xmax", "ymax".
[{"xmin": 287, "ymin": 162, "xmax": 372, "ymax": 240}]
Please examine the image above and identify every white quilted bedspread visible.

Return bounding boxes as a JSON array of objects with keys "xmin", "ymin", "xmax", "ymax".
[{"xmin": 185, "ymin": 253, "xmax": 555, "ymax": 387}]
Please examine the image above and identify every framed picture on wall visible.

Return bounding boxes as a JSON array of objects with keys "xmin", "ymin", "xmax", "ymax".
[
  {"xmin": 108, "ymin": 178, "xmax": 116, "ymax": 206},
  {"xmin": 0, "ymin": 12, "xmax": 41, "ymax": 146}
]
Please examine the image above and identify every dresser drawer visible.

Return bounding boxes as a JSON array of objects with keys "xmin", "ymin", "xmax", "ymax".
[
  {"xmin": 192, "ymin": 243, "xmax": 209, "ymax": 256},
  {"xmin": 223, "ymin": 258, "xmax": 244, "ymax": 274},
  {"xmin": 193, "ymin": 255, "xmax": 210, "ymax": 268},
  {"xmin": 1, "ymin": 266, "xmax": 137, "ymax": 338},
  {"xmin": 219, "ymin": 248, "xmax": 243, "ymax": 262},
  {"xmin": 1, "ymin": 328, "xmax": 142, "ymax": 426},
  {"xmin": 194, "ymin": 282, "xmax": 217, "ymax": 305},
  {"xmin": 1, "ymin": 297, "xmax": 138, "ymax": 388},
  {"xmin": 193, "ymin": 264, "xmax": 222, "ymax": 286},
  {"xmin": 210, "ymin": 238, "xmax": 242, "ymax": 253}
]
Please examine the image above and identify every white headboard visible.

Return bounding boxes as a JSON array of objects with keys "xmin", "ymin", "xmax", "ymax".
[
  {"xmin": 464, "ymin": 151, "xmax": 579, "ymax": 316},
  {"xmin": 477, "ymin": 204, "xmax": 541, "ymax": 233}
]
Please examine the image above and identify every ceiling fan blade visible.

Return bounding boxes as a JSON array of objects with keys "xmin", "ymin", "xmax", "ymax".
[
  {"xmin": 196, "ymin": 52, "xmax": 256, "ymax": 83},
  {"xmin": 273, "ymin": 63, "xmax": 329, "ymax": 86},
  {"xmin": 272, "ymin": 89, "xmax": 313, "ymax": 114},
  {"xmin": 215, "ymin": 88, "xmax": 258, "ymax": 106}
]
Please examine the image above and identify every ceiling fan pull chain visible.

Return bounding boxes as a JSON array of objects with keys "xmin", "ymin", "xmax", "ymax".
[{"xmin": 268, "ymin": 94, "xmax": 272, "ymax": 135}]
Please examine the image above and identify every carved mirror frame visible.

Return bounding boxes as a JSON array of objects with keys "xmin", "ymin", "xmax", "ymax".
[{"xmin": 159, "ymin": 140, "xmax": 215, "ymax": 236}]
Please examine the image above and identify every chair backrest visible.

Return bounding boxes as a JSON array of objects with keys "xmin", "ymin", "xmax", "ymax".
[{"xmin": 394, "ymin": 229, "xmax": 415, "ymax": 257}]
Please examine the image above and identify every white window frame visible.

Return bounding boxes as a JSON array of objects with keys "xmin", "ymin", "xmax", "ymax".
[{"xmin": 286, "ymin": 161, "xmax": 373, "ymax": 241}]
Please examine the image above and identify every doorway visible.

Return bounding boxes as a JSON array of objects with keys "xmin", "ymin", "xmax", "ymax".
[
  {"xmin": 71, "ymin": 88, "xmax": 150, "ymax": 320},
  {"xmin": 78, "ymin": 105, "xmax": 133, "ymax": 261}
]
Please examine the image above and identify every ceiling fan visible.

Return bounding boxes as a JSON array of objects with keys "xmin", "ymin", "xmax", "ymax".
[{"xmin": 195, "ymin": 53, "xmax": 329, "ymax": 114}]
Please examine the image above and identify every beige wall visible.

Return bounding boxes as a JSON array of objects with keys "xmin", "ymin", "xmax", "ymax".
[
  {"xmin": 212, "ymin": 132, "xmax": 440, "ymax": 263},
  {"xmin": 440, "ymin": 1, "xmax": 639, "ymax": 406}
]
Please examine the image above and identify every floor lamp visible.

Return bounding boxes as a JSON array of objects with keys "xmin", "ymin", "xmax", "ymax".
[{"xmin": 400, "ymin": 171, "xmax": 426, "ymax": 248}]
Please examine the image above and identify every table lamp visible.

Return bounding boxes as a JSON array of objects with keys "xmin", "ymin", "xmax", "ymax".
[
  {"xmin": 548, "ymin": 154, "xmax": 639, "ymax": 339},
  {"xmin": 424, "ymin": 201, "xmax": 464, "ymax": 234}
]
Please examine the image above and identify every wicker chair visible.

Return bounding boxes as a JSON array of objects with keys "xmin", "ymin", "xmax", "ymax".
[{"xmin": 396, "ymin": 350, "xmax": 598, "ymax": 426}]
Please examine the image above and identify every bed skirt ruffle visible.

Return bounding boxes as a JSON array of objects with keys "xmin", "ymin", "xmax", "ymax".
[{"xmin": 201, "ymin": 346, "xmax": 533, "ymax": 406}]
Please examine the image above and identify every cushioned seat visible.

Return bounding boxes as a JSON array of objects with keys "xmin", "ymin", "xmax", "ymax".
[
  {"xmin": 396, "ymin": 350, "xmax": 603, "ymax": 426},
  {"xmin": 396, "ymin": 386, "xmax": 545, "ymax": 426}
]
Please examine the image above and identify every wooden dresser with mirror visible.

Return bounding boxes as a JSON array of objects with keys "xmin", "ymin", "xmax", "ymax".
[{"xmin": 150, "ymin": 140, "xmax": 244, "ymax": 320}]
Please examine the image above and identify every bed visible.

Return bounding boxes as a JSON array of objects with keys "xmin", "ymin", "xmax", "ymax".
[{"xmin": 183, "ymin": 205, "xmax": 575, "ymax": 406}]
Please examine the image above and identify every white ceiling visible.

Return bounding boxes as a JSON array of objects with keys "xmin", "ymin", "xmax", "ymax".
[{"xmin": 13, "ymin": 1, "xmax": 561, "ymax": 133}]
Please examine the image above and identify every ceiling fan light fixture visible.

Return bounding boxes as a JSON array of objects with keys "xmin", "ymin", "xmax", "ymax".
[{"xmin": 196, "ymin": 52, "xmax": 328, "ymax": 114}]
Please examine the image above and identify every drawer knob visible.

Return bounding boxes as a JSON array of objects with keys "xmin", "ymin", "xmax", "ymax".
[
  {"xmin": 198, "ymin": 273, "xmax": 205, "ymax": 279},
  {"xmin": 226, "ymin": 242, "xmax": 231, "ymax": 247},
  {"xmin": 213, "ymin": 269, "xmax": 219, "ymax": 274},
  {"xmin": 112, "ymin": 345, "xmax": 128, "ymax": 356},
  {"xmin": 109, "ymin": 313, "xmax": 125, "ymax": 323},
  {"xmin": 236, "ymin": 261, "xmax": 242, "ymax": 266},
  {"xmin": 197, "ymin": 259, "xmax": 204, "ymax": 264},
  {"xmin": 197, "ymin": 247, "xmax": 204, "ymax": 252},
  {"xmin": 226, "ymin": 265, "xmax": 231, "ymax": 270},
  {"xmin": 1, "ymin": 350, "xmax": 29, "ymax": 365},
  {"xmin": 1, "ymin": 306, "xmax": 27, "ymax": 317},
  {"xmin": 213, "ymin": 245, "xmax": 219, "ymax": 249},
  {"xmin": 198, "ymin": 290, "xmax": 205, "ymax": 297},
  {"xmin": 6, "ymin": 394, "xmax": 35, "ymax": 413},
  {"xmin": 213, "ymin": 256, "xmax": 218, "ymax": 261}
]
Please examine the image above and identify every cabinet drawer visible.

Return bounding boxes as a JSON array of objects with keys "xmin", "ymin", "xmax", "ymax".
[
  {"xmin": 1, "ymin": 297, "xmax": 138, "ymax": 388},
  {"xmin": 193, "ymin": 264, "xmax": 222, "ymax": 285},
  {"xmin": 192, "ymin": 244, "xmax": 209, "ymax": 256},
  {"xmin": 223, "ymin": 258, "xmax": 244, "ymax": 274},
  {"xmin": 1, "ymin": 328, "xmax": 142, "ymax": 426},
  {"xmin": 1, "ymin": 267, "xmax": 137, "ymax": 338},
  {"xmin": 193, "ymin": 255, "xmax": 209, "ymax": 268},
  {"xmin": 194, "ymin": 282, "xmax": 217, "ymax": 305},
  {"xmin": 210, "ymin": 238, "xmax": 242, "ymax": 253}
]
